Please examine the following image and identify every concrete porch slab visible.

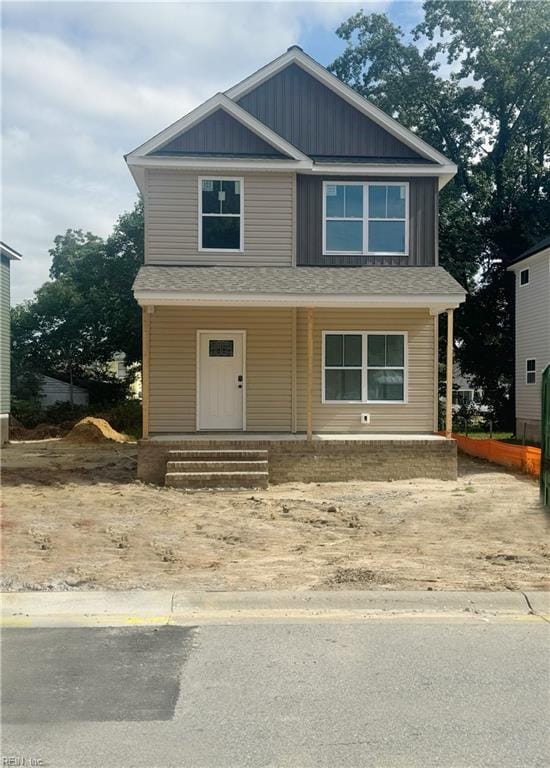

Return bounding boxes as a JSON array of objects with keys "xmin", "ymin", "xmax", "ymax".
[{"xmin": 150, "ymin": 432, "xmax": 448, "ymax": 442}]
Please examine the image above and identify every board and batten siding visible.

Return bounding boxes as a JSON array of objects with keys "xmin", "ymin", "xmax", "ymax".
[
  {"xmin": 514, "ymin": 250, "xmax": 550, "ymax": 425},
  {"xmin": 237, "ymin": 63, "xmax": 423, "ymax": 160},
  {"xmin": 145, "ymin": 169, "xmax": 294, "ymax": 266},
  {"xmin": 151, "ymin": 108, "xmax": 286, "ymax": 158},
  {"xmin": 147, "ymin": 306, "xmax": 436, "ymax": 435},
  {"xmin": 148, "ymin": 307, "xmax": 294, "ymax": 433},
  {"xmin": 296, "ymin": 308, "xmax": 436, "ymax": 433},
  {"xmin": 297, "ymin": 175, "xmax": 438, "ymax": 266},
  {"xmin": 0, "ymin": 256, "xmax": 10, "ymax": 415}
]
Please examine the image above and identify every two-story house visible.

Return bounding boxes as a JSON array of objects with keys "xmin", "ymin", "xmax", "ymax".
[
  {"xmin": 508, "ymin": 236, "xmax": 550, "ymax": 444},
  {"xmin": 127, "ymin": 47, "xmax": 465, "ymax": 487}
]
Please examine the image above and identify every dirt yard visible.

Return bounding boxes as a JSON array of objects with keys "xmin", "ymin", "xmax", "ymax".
[{"xmin": 1, "ymin": 440, "xmax": 548, "ymax": 592}]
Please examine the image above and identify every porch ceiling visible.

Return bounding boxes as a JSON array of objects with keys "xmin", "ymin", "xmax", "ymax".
[{"xmin": 133, "ymin": 265, "xmax": 465, "ymax": 312}]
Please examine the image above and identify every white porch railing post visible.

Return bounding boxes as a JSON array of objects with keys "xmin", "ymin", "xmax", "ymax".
[{"xmin": 445, "ymin": 308, "xmax": 454, "ymax": 439}]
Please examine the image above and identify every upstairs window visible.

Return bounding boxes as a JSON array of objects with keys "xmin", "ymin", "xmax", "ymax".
[
  {"xmin": 367, "ymin": 184, "xmax": 407, "ymax": 254},
  {"xmin": 199, "ymin": 178, "xmax": 243, "ymax": 251},
  {"xmin": 323, "ymin": 182, "xmax": 408, "ymax": 256},
  {"xmin": 520, "ymin": 268, "xmax": 530, "ymax": 286},
  {"xmin": 324, "ymin": 184, "xmax": 363, "ymax": 253},
  {"xmin": 526, "ymin": 359, "xmax": 536, "ymax": 384}
]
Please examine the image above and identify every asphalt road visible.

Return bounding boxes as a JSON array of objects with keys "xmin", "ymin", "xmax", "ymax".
[{"xmin": 2, "ymin": 619, "xmax": 549, "ymax": 768}]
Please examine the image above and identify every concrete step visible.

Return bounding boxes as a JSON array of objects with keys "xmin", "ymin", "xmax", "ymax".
[
  {"xmin": 165, "ymin": 471, "xmax": 269, "ymax": 489},
  {"xmin": 167, "ymin": 449, "xmax": 268, "ymax": 462},
  {"xmin": 167, "ymin": 460, "xmax": 269, "ymax": 473}
]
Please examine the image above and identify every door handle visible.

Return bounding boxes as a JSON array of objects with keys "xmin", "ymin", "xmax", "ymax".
[{"xmin": 238, "ymin": 375, "xmax": 243, "ymax": 389}]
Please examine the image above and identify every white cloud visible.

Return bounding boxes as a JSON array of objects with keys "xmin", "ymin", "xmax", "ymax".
[{"xmin": 1, "ymin": 1, "xmax": 369, "ymax": 303}]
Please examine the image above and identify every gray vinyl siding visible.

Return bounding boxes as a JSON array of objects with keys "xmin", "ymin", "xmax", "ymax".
[
  {"xmin": 514, "ymin": 250, "xmax": 550, "ymax": 425},
  {"xmin": 297, "ymin": 175, "xmax": 438, "ymax": 266},
  {"xmin": 145, "ymin": 169, "xmax": 294, "ymax": 266},
  {"xmin": 237, "ymin": 63, "xmax": 424, "ymax": 160},
  {"xmin": 152, "ymin": 108, "xmax": 286, "ymax": 158},
  {"xmin": 0, "ymin": 256, "xmax": 10, "ymax": 414}
]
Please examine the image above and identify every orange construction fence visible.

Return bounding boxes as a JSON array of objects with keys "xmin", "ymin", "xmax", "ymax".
[{"xmin": 447, "ymin": 433, "xmax": 541, "ymax": 477}]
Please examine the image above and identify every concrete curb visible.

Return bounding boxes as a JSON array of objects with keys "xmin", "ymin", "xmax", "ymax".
[{"xmin": 2, "ymin": 590, "xmax": 549, "ymax": 627}]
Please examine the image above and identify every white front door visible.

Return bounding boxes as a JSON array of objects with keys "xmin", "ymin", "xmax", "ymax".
[{"xmin": 198, "ymin": 332, "xmax": 245, "ymax": 430}]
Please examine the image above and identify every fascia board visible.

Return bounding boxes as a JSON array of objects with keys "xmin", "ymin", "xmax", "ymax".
[
  {"xmin": 134, "ymin": 291, "xmax": 465, "ymax": 310},
  {"xmin": 126, "ymin": 155, "xmax": 310, "ymax": 172}
]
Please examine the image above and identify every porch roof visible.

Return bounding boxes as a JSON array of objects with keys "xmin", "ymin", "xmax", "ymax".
[{"xmin": 133, "ymin": 265, "xmax": 465, "ymax": 311}]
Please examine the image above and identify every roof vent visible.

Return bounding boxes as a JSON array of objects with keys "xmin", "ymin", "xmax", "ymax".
[{"xmin": 287, "ymin": 45, "xmax": 303, "ymax": 52}]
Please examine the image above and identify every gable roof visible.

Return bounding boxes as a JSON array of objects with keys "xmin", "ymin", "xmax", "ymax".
[
  {"xmin": 508, "ymin": 235, "xmax": 550, "ymax": 267},
  {"xmin": 0, "ymin": 241, "xmax": 23, "ymax": 261},
  {"xmin": 226, "ymin": 47, "xmax": 454, "ymax": 168},
  {"xmin": 150, "ymin": 107, "xmax": 288, "ymax": 158},
  {"xmin": 126, "ymin": 47, "xmax": 457, "ymax": 191},
  {"xmin": 235, "ymin": 62, "xmax": 427, "ymax": 162},
  {"xmin": 127, "ymin": 92, "xmax": 309, "ymax": 161}
]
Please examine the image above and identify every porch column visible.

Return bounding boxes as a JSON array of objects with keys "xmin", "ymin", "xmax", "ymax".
[
  {"xmin": 142, "ymin": 306, "xmax": 152, "ymax": 439},
  {"xmin": 306, "ymin": 308, "xmax": 314, "ymax": 441},
  {"xmin": 445, "ymin": 308, "xmax": 454, "ymax": 439}
]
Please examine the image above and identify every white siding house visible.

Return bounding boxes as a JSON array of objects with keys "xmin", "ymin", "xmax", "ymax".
[
  {"xmin": 39, "ymin": 375, "xmax": 89, "ymax": 407},
  {"xmin": 508, "ymin": 237, "xmax": 550, "ymax": 443}
]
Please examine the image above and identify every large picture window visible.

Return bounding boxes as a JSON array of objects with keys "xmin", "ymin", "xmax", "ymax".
[
  {"xmin": 323, "ymin": 332, "xmax": 407, "ymax": 403},
  {"xmin": 199, "ymin": 178, "xmax": 243, "ymax": 251},
  {"xmin": 323, "ymin": 182, "xmax": 408, "ymax": 256}
]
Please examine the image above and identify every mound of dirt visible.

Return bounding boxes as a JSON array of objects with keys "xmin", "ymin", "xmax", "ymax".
[
  {"xmin": 64, "ymin": 417, "xmax": 127, "ymax": 444},
  {"xmin": 9, "ymin": 422, "xmax": 62, "ymax": 441}
]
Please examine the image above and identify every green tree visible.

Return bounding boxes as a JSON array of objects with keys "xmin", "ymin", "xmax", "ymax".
[
  {"xmin": 11, "ymin": 199, "xmax": 144, "ymax": 402},
  {"xmin": 331, "ymin": 0, "xmax": 550, "ymax": 428}
]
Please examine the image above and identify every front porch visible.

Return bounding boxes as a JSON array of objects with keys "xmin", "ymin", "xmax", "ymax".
[
  {"xmin": 138, "ymin": 433, "xmax": 457, "ymax": 486},
  {"xmin": 134, "ymin": 265, "xmax": 464, "ymax": 486}
]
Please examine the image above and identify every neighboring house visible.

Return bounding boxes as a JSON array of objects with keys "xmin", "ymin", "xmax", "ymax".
[
  {"xmin": 451, "ymin": 364, "xmax": 487, "ymax": 413},
  {"xmin": 0, "ymin": 241, "xmax": 22, "ymax": 445},
  {"xmin": 108, "ymin": 353, "xmax": 142, "ymax": 399},
  {"xmin": 126, "ymin": 46, "xmax": 466, "ymax": 487},
  {"xmin": 508, "ymin": 236, "xmax": 550, "ymax": 443},
  {"xmin": 39, "ymin": 375, "xmax": 89, "ymax": 408}
]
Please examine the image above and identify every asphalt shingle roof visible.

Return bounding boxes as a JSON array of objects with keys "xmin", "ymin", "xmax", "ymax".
[
  {"xmin": 509, "ymin": 235, "xmax": 550, "ymax": 266},
  {"xmin": 133, "ymin": 265, "xmax": 465, "ymax": 297}
]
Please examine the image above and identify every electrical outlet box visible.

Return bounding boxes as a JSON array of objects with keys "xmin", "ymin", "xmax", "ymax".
[{"xmin": 361, "ymin": 413, "xmax": 370, "ymax": 425}]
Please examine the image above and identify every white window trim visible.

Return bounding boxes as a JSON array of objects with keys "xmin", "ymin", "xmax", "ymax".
[
  {"xmin": 321, "ymin": 330, "xmax": 408, "ymax": 405},
  {"xmin": 322, "ymin": 181, "xmax": 364, "ymax": 256},
  {"xmin": 519, "ymin": 268, "xmax": 530, "ymax": 286},
  {"xmin": 453, "ymin": 388, "xmax": 475, "ymax": 405},
  {"xmin": 526, "ymin": 358, "xmax": 537, "ymax": 385},
  {"xmin": 322, "ymin": 181, "xmax": 409, "ymax": 257},
  {"xmin": 198, "ymin": 176, "xmax": 244, "ymax": 253}
]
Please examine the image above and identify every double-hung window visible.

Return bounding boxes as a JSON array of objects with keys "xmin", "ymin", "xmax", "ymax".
[
  {"xmin": 324, "ymin": 184, "xmax": 364, "ymax": 253},
  {"xmin": 323, "ymin": 332, "xmax": 407, "ymax": 403},
  {"xmin": 199, "ymin": 178, "xmax": 243, "ymax": 251},
  {"xmin": 526, "ymin": 359, "xmax": 536, "ymax": 385},
  {"xmin": 323, "ymin": 182, "xmax": 408, "ymax": 256}
]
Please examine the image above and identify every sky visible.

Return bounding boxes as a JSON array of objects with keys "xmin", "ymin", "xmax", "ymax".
[{"xmin": 2, "ymin": 1, "xmax": 424, "ymax": 304}]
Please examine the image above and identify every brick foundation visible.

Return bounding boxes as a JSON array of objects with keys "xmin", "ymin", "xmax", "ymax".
[{"xmin": 138, "ymin": 437, "xmax": 457, "ymax": 485}]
